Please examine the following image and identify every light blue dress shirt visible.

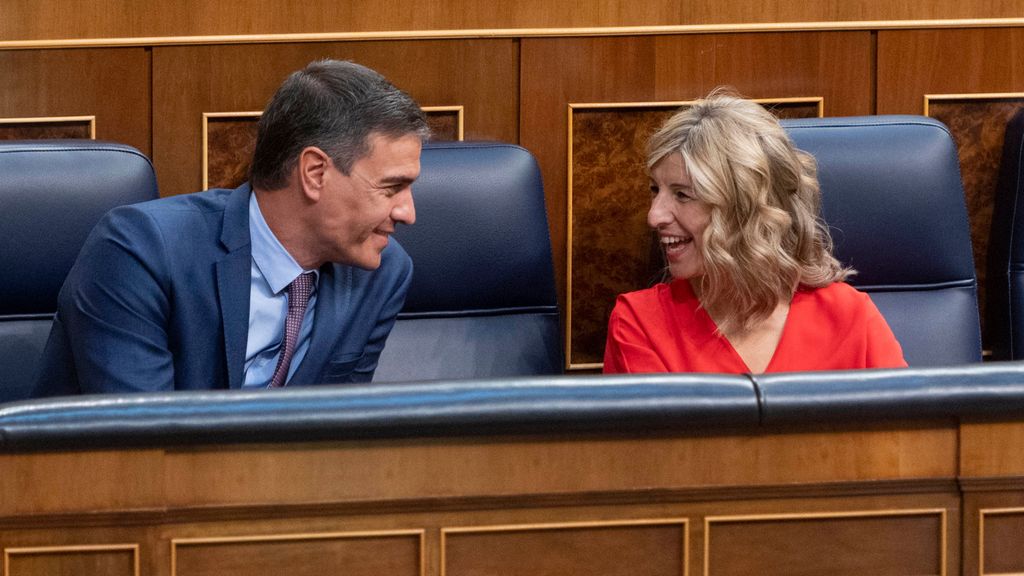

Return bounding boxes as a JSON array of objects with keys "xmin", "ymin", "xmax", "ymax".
[{"xmin": 243, "ymin": 192, "xmax": 318, "ymax": 388}]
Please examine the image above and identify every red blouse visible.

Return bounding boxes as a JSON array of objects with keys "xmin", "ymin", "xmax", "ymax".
[{"xmin": 603, "ymin": 280, "xmax": 907, "ymax": 374}]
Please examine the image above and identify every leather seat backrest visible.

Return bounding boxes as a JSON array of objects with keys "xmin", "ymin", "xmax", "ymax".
[
  {"xmin": 782, "ymin": 116, "xmax": 981, "ymax": 366},
  {"xmin": 374, "ymin": 142, "xmax": 563, "ymax": 381},
  {"xmin": 0, "ymin": 140, "xmax": 159, "ymax": 401}
]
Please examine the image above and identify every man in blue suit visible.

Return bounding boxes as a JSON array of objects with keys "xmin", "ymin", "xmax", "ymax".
[{"xmin": 34, "ymin": 59, "xmax": 428, "ymax": 394}]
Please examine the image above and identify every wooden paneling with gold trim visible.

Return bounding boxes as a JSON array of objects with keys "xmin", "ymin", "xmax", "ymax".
[
  {"xmin": 171, "ymin": 530, "xmax": 423, "ymax": 576},
  {"xmin": 0, "ymin": 116, "xmax": 95, "ymax": 140},
  {"xmin": 201, "ymin": 107, "xmax": 463, "ymax": 190},
  {"xmin": 441, "ymin": 519, "xmax": 688, "ymax": 576},
  {"xmin": 704, "ymin": 509, "xmax": 947, "ymax": 576},
  {"xmin": 565, "ymin": 98, "xmax": 823, "ymax": 369},
  {"xmin": 978, "ymin": 508, "xmax": 1024, "ymax": 576},
  {"xmin": 0, "ymin": 48, "xmax": 150, "ymax": 154},
  {"xmin": 153, "ymin": 40, "xmax": 516, "ymax": 196},
  {"xmin": 201, "ymin": 112, "xmax": 261, "ymax": 191},
  {"xmin": 3, "ymin": 1, "xmax": 1024, "ymax": 43},
  {"xmin": 0, "ymin": 419, "xmax": 988, "ymax": 576},
  {"xmin": 4, "ymin": 544, "xmax": 139, "ymax": 576}
]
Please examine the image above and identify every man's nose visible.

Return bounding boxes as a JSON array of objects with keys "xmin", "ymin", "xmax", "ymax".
[{"xmin": 394, "ymin": 192, "xmax": 416, "ymax": 225}]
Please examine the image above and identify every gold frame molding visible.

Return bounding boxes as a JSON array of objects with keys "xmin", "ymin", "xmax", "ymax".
[
  {"xmin": 0, "ymin": 115, "xmax": 96, "ymax": 138},
  {"xmin": 4, "ymin": 543, "xmax": 140, "ymax": 576},
  {"xmin": 423, "ymin": 105, "xmax": 466, "ymax": 141},
  {"xmin": 201, "ymin": 111, "xmax": 261, "ymax": 191},
  {"xmin": 704, "ymin": 508, "xmax": 948, "ymax": 576},
  {"xmin": 171, "ymin": 528, "xmax": 425, "ymax": 576},
  {"xmin": 978, "ymin": 506, "xmax": 1024, "ymax": 576},
  {"xmin": 201, "ymin": 106, "xmax": 465, "ymax": 190},
  {"xmin": 441, "ymin": 517, "xmax": 689, "ymax": 576},
  {"xmin": 2, "ymin": 19, "xmax": 1024, "ymax": 50},
  {"xmin": 565, "ymin": 97, "xmax": 824, "ymax": 370},
  {"xmin": 924, "ymin": 92, "xmax": 1024, "ymax": 116}
]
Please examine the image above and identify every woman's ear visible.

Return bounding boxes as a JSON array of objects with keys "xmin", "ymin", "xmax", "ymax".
[{"xmin": 297, "ymin": 146, "xmax": 331, "ymax": 201}]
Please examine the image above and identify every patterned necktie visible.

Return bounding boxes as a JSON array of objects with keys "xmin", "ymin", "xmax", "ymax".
[{"xmin": 268, "ymin": 272, "xmax": 315, "ymax": 388}]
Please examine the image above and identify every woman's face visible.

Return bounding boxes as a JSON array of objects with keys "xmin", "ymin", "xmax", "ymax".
[{"xmin": 647, "ymin": 152, "xmax": 712, "ymax": 280}]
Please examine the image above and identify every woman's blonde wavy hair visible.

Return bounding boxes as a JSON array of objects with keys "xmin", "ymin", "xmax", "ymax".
[{"xmin": 647, "ymin": 90, "xmax": 852, "ymax": 333}]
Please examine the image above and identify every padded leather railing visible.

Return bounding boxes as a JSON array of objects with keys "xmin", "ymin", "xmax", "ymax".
[
  {"xmin": 374, "ymin": 142, "xmax": 562, "ymax": 381},
  {"xmin": 782, "ymin": 116, "xmax": 982, "ymax": 366},
  {"xmin": 986, "ymin": 108, "xmax": 1024, "ymax": 360},
  {"xmin": 6, "ymin": 364, "xmax": 1024, "ymax": 451},
  {"xmin": 0, "ymin": 141, "xmax": 159, "ymax": 402}
]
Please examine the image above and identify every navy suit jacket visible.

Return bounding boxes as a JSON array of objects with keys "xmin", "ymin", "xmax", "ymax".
[{"xmin": 34, "ymin": 184, "xmax": 412, "ymax": 395}]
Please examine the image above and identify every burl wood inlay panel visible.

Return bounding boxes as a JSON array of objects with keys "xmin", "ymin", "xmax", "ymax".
[
  {"xmin": 569, "ymin": 101, "xmax": 821, "ymax": 367},
  {"xmin": 444, "ymin": 522, "xmax": 686, "ymax": 576},
  {"xmin": 927, "ymin": 98, "xmax": 1024, "ymax": 338},
  {"xmin": 425, "ymin": 110, "xmax": 461, "ymax": 142},
  {"xmin": 205, "ymin": 110, "xmax": 462, "ymax": 190},
  {"xmin": 173, "ymin": 533, "xmax": 421, "ymax": 576},
  {"xmin": 706, "ymin": 512, "xmax": 944, "ymax": 576},
  {"xmin": 6, "ymin": 548, "xmax": 136, "ymax": 576},
  {"xmin": 205, "ymin": 116, "xmax": 258, "ymax": 190},
  {"xmin": 982, "ymin": 511, "xmax": 1024, "ymax": 575},
  {"xmin": 0, "ymin": 120, "xmax": 92, "ymax": 140}
]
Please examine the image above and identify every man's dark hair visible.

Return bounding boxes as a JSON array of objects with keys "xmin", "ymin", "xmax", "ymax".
[{"xmin": 250, "ymin": 59, "xmax": 429, "ymax": 190}]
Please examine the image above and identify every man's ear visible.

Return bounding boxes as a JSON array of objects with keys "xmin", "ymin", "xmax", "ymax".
[{"xmin": 297, "ymin": 146, "xmax": 331, "ymax": 201}]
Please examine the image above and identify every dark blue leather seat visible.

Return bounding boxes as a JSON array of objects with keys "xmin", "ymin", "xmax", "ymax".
[
  {"xmin": 374, "ymin": 142, "xmax": 563, "ymax": 381},
  {"xmin": 0, "ymin": 141, "xmax": 159, "ymax": 402},
  {"xmin": 985, "ymin": 108, "xmax": 1024, "ymax": 360},
  {"xmin": 782, "ymin": 116, "xmax": 981, "ymax": 366}
]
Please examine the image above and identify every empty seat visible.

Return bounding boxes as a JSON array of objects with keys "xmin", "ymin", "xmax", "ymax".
[
  {"xmin": 0, "ymin": 140, "xmax": 159, "ymax": 401},
  {"xmin": 374, "ymin": 142, "xmax": 563, "ymax": 381}
]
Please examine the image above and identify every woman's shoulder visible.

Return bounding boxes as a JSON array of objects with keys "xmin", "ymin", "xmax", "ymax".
[
  {"xmin": 617, "ymin": 279, "xmax": 697, "ymax": 307},
  {"xmin": 617, "ymin": 282, "xmax": 668, "ymax": 303},
  {"xmin": 795, "ymin": 281, "xmax": 878, "ymax": 319}
]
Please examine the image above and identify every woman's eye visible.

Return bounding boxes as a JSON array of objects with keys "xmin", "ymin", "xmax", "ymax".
[{"xmin": 674, "ymin": 189, "xmax": 692, "ymax": 201}]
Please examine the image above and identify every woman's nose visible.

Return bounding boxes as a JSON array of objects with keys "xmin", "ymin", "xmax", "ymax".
[{"xmin": 647, "ymin": 192, "xmax": 669, "ymax": 229}]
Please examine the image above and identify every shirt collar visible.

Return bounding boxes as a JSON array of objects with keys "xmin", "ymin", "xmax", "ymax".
[{"xmin": 249, "ymin": 191, "xmax": 317, "ymax": 295}]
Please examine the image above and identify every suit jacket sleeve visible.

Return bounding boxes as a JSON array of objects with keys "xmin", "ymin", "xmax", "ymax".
[
  {"xmin": 42, "ymin": 206, "xmax": 176, "ymax": 393},
  {"xmin": 350, "ymin": 246, "xmax": 413, "ymax": 382}
]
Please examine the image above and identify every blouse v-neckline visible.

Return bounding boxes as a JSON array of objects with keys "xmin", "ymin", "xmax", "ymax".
[{"xmin": 670, "ymin": 279, "xmax": 797, "ymax": 374}]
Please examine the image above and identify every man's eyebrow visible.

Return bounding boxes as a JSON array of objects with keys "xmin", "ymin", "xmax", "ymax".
[{"xmin": 378, "ymin": 174, "xmax": 417, "ymax": 186}]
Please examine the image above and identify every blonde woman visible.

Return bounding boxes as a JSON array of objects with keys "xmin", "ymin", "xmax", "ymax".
[{"xmin": 603, "ymin": 92, "xmax": 907, "ymax": 374}]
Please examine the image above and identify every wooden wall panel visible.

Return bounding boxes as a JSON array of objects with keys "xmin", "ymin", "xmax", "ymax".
[
  {"xmin": 878, "ymin": 29, "xmax": 1024, "ymax": 114},
  {"xmin": 443, "ymin": 520, "xmax": 686, "ymax": 576},
  {"xmin": 521, "ymin": 32, "xmax": 873, "ymax": 367},
  {"xmin": 151, "ymin": 40, "xmax": 517, "ymax": 197},
  {"xmin": 0, "ymin": 48, "xmax": 150, "ymax": 155},
  {"xmin": 705, "ymin": 511, "xmax": 945, "ymax": 576},
  {"xmin": 3, "ymin": 1, "xmax": 1023, "ymax": 42},
  {"xmin": 0, "ymin": 449, "xmax": 164, "ymax": 517},
  {"xmin": 980, "ymin": 509, "xmax": 1024, "ymax": 575},
  {"xmin": 4, "ymin": 545, "xmax": 138, "ymax": 576},
  {"xmin": 0, "ymin": 117, "xmax": 94, "ymax": 140},
  {"xmin": 172, "ymin": 532, "xmax": 421, "ymax": 576}
]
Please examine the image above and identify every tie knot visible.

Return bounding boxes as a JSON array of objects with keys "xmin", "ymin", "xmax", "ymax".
[{"xmin": 288, "ymin": 272, "xmax": 315, "ymax": 309}]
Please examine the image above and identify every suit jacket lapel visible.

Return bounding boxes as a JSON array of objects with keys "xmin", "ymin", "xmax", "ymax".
[
  {"xmin": 291, "ymin": 264, "xmax": 348, "ymax": 383},
  {"xmin": 216, "ymin": 184, "xmax": 253, "ymax": 389}
]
